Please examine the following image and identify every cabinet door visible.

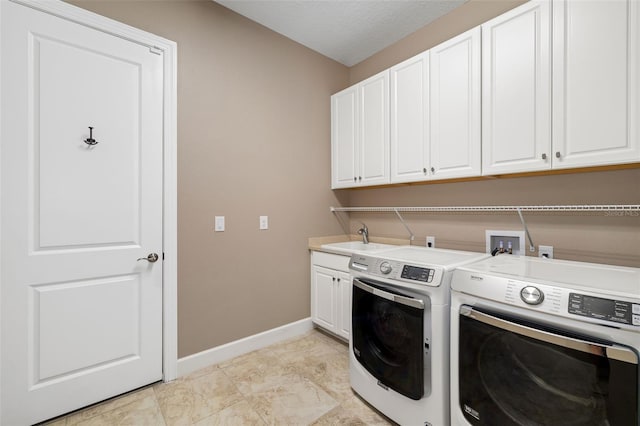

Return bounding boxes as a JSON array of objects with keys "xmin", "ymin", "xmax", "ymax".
[
  {"xmin": 336, "ymin": 272, "xmax": 352, "ymax": 340},
  {"xmin": 482, "ymin": 0, "xmax": 551, "ymax": 175},
  {"xmin": 390, "ymin": 52, "xmax": 430, "ymax": 183},
  {"xmin": 311, "ymin": 266, "xmax": 337, "ymax": 332},
  {"xmin": 430, "ymin": 27, "xmax": 481, "ymax": 180},
  {"xmin": 331, "ymin": 86, "xmax": 358, "ymax": 188},
  {"xmin": 552, "ymin": 0, "xmax": 640, "ymax": 168},
  {"xmin": 359, "ymin": 70, "xmax": 390, "ymax": 186}
]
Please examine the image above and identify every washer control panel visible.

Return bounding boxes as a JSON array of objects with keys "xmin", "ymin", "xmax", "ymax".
[
  {"xmin": 400, "ymin": 265, "xmax": 435, "ymax": 283},
  {"xmin": 569, "ymin": 293, "xmax": 640, "ymax": 327},
  {"xmin": 350, "ymin": 254, "xmax": 441, "ymax": 286}
]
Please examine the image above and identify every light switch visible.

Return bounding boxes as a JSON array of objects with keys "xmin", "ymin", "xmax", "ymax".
[
  {"xmin": 259, "ymin": 216, "xmax": 268, "ymax": 230},
  {"xmin": 215, "ymin": 216, "xmax": 225, "ymax": 232}
]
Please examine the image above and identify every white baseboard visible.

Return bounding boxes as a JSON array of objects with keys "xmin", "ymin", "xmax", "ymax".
[{"xmin": 176, "ymin": 317, "xmax": 314, "ymax": 378}]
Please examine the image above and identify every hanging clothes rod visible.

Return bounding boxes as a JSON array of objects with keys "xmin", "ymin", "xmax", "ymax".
[{"xmin": 330, "ymin": 205, "xmax": 640, "ymax": 213}]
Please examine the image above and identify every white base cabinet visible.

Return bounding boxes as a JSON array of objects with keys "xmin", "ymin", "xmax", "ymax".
[{"xmin": 310, "ymin": 251, "xmax": 352, "ymax": 340}]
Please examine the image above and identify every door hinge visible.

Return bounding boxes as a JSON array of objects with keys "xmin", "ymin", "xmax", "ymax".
[{"xmin": 149, "ymin": 46, "xmax": 163, "ymax": 55}]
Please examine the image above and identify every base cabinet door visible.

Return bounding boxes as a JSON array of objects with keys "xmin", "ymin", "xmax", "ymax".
[
  {"xmin": 552, "ymin": 0, "xmax": 640, "ymax": 168},
  {"xmin": 310, "ymin": 251, "xmax": 352, "ymax": 339},
  {"xmin": 311, "ymin": 266, "xmax": 338, "ymax": 332}
]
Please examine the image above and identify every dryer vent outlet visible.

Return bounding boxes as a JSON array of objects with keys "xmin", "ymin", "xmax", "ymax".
[{"xmin": 485, "ymin": 230, "xmax": 525, "ymax": 255}]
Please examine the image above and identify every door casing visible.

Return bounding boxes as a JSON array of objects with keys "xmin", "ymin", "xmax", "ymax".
[{"xmin": 0, "ymin": 0, "xmax": 178, "ymax": 418}]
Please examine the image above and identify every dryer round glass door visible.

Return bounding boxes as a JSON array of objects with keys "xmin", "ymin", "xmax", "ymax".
[
  {"xmin": 457, "ymin": 306, "xmax": 638, "ymax": 426},
  {"xmin": 351, "ymin": 278, "xmax": 427, "ymax": 400}
]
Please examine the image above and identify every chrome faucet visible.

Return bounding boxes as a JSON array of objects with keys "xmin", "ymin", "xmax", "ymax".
[{"xmin": 357, "ymin": 223, "xmax": 369, "ymax": 244}]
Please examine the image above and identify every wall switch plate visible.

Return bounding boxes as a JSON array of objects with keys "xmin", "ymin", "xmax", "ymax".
[
  {"xmin": 214, "ymin": 216, "xmax": 225, "ymax": 232},
  {"xmin": 426, "ymin": 236, "xmax": 435, "ymax": 248},
  {"xmin": 539, "ymin": 245, "xmax": 554, "ymax": 259},
  {"xmin": 259, "ymin": 215, "xmax": 268, "ymax": 230}
]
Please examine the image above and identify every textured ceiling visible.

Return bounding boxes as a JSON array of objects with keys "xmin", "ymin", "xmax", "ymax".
[{"xmin": 213, "ymin": 0, "xmax": 467, "ymax": 67}]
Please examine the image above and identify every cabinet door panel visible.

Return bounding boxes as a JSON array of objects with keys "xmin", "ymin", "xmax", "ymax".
[
  {"xmin": 390, "ymin": 52, "xmax": 429, "ymax": 183},
  {"xmin": 359, "ymin": 71, "xmax": 390, "ymax": 186},
  {"xmin": 337, "ymin": 272, "xmax": 352, "ymax": 340},
  {"xmin": 331, "ymin": 87, "xmax": 358, "ymax": 188},
  {"xmin": 482, "ymin": 0, "xmax": 551, "ymax": 175},
  {"xmin": 553, "ymin": 0, "xmax": 639, "ymax": 168},
  {"xmin": 430, "ymin": 27, "xmax": 481, "ymax": 180},
  {"xmin": 311, "ymin": 267, "xmax": 337, "ymax": 332}
]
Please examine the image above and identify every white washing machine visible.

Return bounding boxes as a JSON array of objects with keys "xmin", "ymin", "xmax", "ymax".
[
  {"xmin": 348, "ymin": 246, "xmax": 490, "ymax": 426},
  {"xmin": 450, "ymin": 255, "xmax": 640, "ymax": 426}
]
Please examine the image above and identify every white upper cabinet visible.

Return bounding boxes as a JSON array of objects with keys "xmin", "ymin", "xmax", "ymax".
[
  {"xmin": 332, "ymin": 0, "xmax": 639, "ymax": 188},
  {"xmin": 331, "ymin": 86, "xmax": 358, "ymax": 188},
  {"xmin": 430, "ymin": 27, "xmax": 481, "ymax": 180},
  {"xmin": 359, "ymin": 71, "xmax": 390, "ymax": 186},
  {"xmin": 552, "ymin": 0, "xmax": 640, "ymax": 168},
  {"xmin": 331, "ymin": 71, "xmax": 389, "ymax": 188},
  {"xmin": 390, "ymin": 26, "xmax": 480, "ymax": 184},
  {"xmin": 482, "ymin": 0, "xmax": 552, "ymax": 175},
  {"xmin": 390, "ymin": 52, "xmax": 430, "ymax": 183}
]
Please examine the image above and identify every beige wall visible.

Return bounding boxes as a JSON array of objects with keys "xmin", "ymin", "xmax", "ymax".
[
  {"xmin": 343, "ymin": 168, "xmax": 640, "ymax": 267},
  {"xmin": 349, "ymin": 0, "xmax": 527, "ymax": 84},
  {"xmin": 69, "ymin": 0, "xmax": 349, "ymax": 357}
]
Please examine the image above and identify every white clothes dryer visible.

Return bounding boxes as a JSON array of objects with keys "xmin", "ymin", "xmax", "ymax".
[
  {"xmin": 348, "ymin": 246, "xmax": 489, "ymax": 426},
  {"xmin": 450, "ymin": 255, "xmax": 640, "ymax": 426}
]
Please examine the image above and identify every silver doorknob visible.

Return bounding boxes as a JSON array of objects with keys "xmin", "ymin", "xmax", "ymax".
[{"xmin": 137, "ymin": 253, "xmax": 159, "ymax": 263}]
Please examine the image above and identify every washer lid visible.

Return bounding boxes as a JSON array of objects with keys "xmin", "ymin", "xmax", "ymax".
[
  {"xmin": 372, "ymin": 246, "xmax": 489, "ymax": 269},
  {"xmin": 457, "ymin": 255, "xmax": 640, "ymax": 300}
]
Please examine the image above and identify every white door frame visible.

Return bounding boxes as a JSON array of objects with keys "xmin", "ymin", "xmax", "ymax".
[{"xmin": 0, "ymin": 0, "xmax": 178, "ymax": 418}]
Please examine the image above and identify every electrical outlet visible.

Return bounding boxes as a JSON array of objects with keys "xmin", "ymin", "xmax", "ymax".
[
  {"xmin": 214, "ymin": 216, "xmax": 225, "ymax": 232},
  {"xmin": 426, "ymin": 236, "xmax": 435, "ymax": 248},
  {"xmin": 539, "ymin": 245, "xmax": 554, "ymax": 259},
  {"xmin": 259, "ymin": 215, "xmax": 268, "ymax": 230}
]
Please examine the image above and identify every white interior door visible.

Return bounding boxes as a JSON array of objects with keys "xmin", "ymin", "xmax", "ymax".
[{"xmin": 1, "ymin": 2, "xmax": 164, "ymax": 424}]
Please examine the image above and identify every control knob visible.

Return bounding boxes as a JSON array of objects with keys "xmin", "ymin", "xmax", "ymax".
[
  {"xmin": 520, "ymin": 286, "xmax": 544, "ymax": 305},
  {"xmin": 379, "ymin": 261, "xmax": 392, "ymax": 275}
]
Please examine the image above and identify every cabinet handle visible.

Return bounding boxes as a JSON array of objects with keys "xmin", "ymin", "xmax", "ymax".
[
  {"xmin": 353, "ymin": 177, "xmax": 357, "ymax": 182},
  {"xmin": 337, "ymin": 278, "xmax": 341, "ymax": 282},
  {"xmin": 556, "ymin": 151, "xmax": 561, "ymax": 158},
  {"xmin": 423, "ymin": 167, "xmax": 427, "ymax": 173},
  {"xmin": 431, "ymin": 167, "xmax": 435, "ymax": 173},
  {"xmin": 541, "ymin": 153, "xmax": 547, "ymax": 160},
  {"xmin": 358, "ymin": 176, "xmax": 362, "ymax": 181},
  {"xmin": 332, "ymin": 277, "xmax": 335, "ymax": 282}
]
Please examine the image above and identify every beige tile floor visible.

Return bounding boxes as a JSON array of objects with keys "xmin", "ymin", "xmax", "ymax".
[{"xmin": 44, "ymin": 329, "xmax": 394, "ymax": 426}]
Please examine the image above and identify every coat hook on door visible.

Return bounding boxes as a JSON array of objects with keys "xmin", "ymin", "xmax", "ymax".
[{"xmin": 84, "ymin": 126, "xmax": 98, "ymax": 146}]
